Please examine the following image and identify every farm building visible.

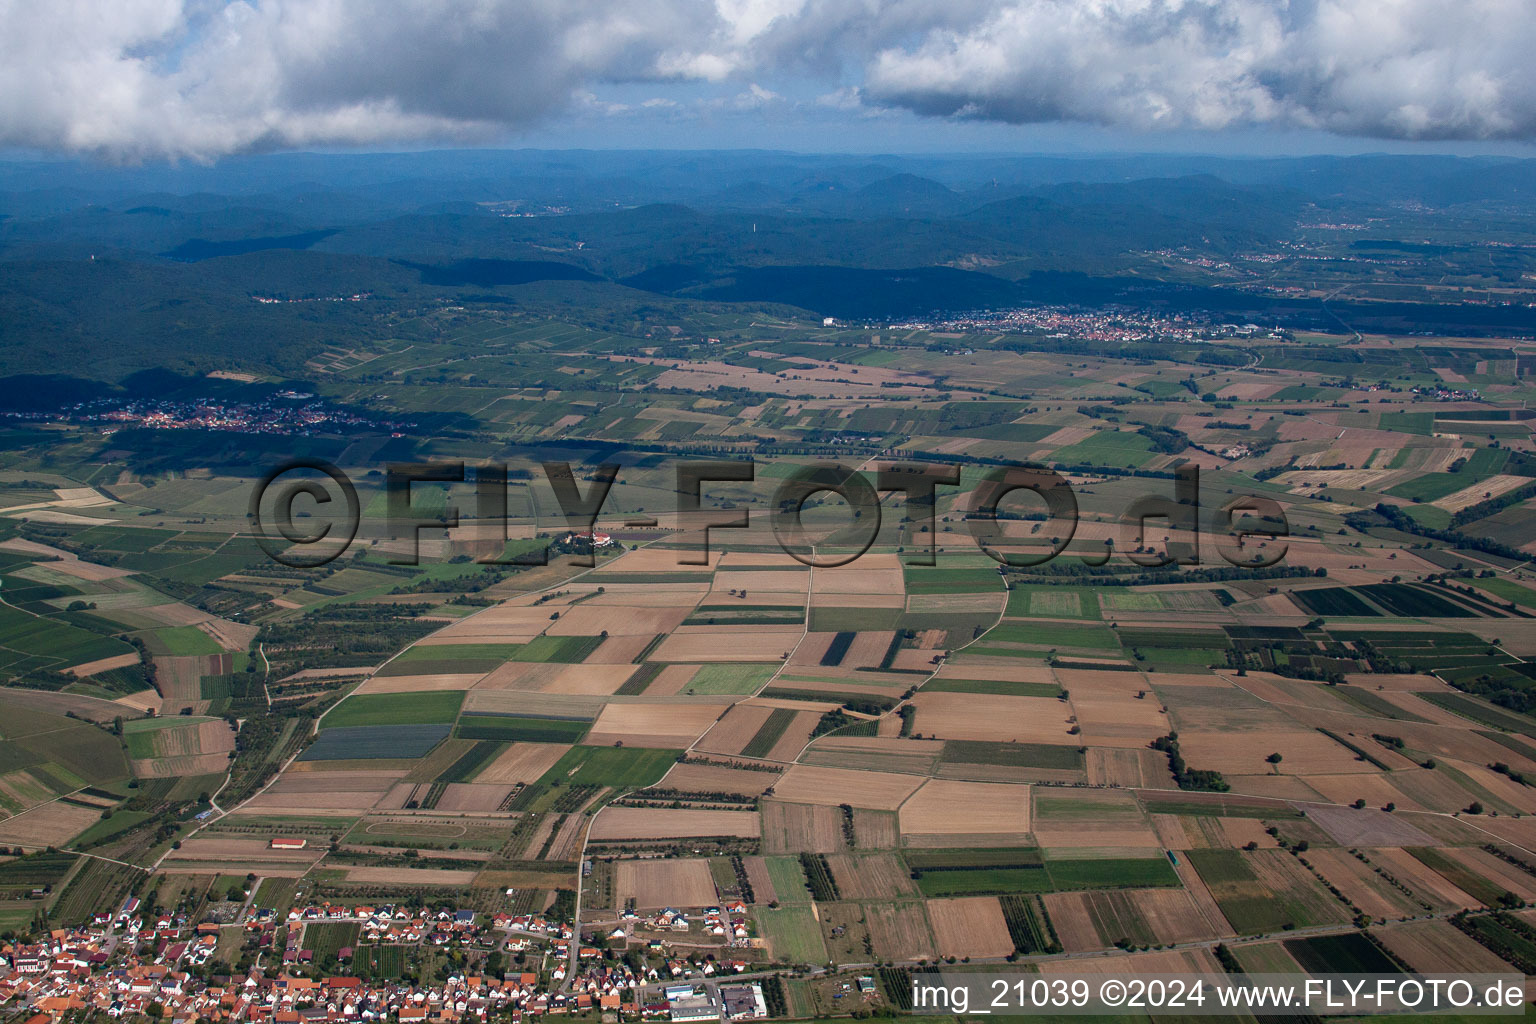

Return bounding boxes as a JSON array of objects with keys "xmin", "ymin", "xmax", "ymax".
[{"xmin": 269, "ymin": 837, "xmax": 308, "ymax": 850}]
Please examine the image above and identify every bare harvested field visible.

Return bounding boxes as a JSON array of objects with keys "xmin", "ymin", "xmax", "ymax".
[
  {"xmin": 241, "ymin": 769, "xmax": 402, "ymax": 815},
  {"xmin": 840, "ymin": 630, "xmax": 895, "ymax": 669},
  {"xmin": 1462, "ymin": 814, "xmax": 1536, "ymax": 849},
  {"xmin": 1131, "ymin": 888, "xmax": 1213, "ymax": 944},
  {"xmin": 651, "ymin": 628, "xmax": 803, "ymax": 662},
  {"xmin": 865, "ymin": 901, "xmax": 935, "ymax": 961},
  {"xmin": 787, "ymin": 632, "xmax": 834, "ymax": 667},
  {"xmin": 899, "ymin": 780, "xmax": 1031, "ymax": 836},
  {"xmin": 773, "ymin": 765, "xmax": 922, "ymax": 810},
  {"xmin": 1072, "ymin": 690, "xmax": 1171, "ymax": 747},
  {"xmin": 590, "ymin": 807, "xmax": 760, "ymax": 840},
  {"xmin": 710, "ymin": 570, "xmax": 809, "ymax": 594},
  {"xmin": 1224, "ymin": 672, "xmax": 1349, "ymax": 712},
  {"xmin": 639, "ymin": 664, "xmax": 699, "ymax": 697},
  {"xmin": 718, "ymin": 551, "xmax": 807, "ymax": 569},
  {"xmin": 153, "ymin": 654, "xmax": 215, "ymax": 707},
  {"xmin": 1177, "ymin": 728, "xmax": 1379, "ymax": 776},
  {"xmin": 1299, "ymin": 773, "xmax": 1430, "ymax": 813},
  {"xmin": 585, "ymin": 701, "xmax": 728, "ymax": 747},
  {"xmin": 613, "ymin": 859, "xmax": 719, "ymax": 908},
  {"xmin": 1171, "ymin": 858, "xmax": 1236, "ymax": 938},
  {"xmin": 68, "ymin": 652, "xmax": 141, "ymax": 676},
  {"xmin": 345, "ymin": 866, "xmax": 478, "ymax": 886},
  {"xmin": 695, "ymin": 704, "xmax": 774, "ymax": 755},
  {"xmin": 425, "ymin": 604, "xmax": 564, "ymax": 639},
  {"xmin": 853, "ymin": 808, "xmax": 898, "ymax": 849},
  {"xmin": 1386, "ymin": 769, "xmax": 1493, "ymax": 815},
  {"xmin": 760, "ymin": 800, "xmax": 846, "ymax": 854},
  {"xmin": 476, "ymin": 743, "xmax": 571, "ymax": 785},
  {"xmin": 546, "ymin": 603, "xmax": 691, "ymax": 637},
  {"xmin": 1043, "ymin": 948, "xmax": 1226, "ymax": 979},
  {"xmin": 601, "ymin": 547, "xmax": 719, "ymax": 573},
  {"xmin": 826, "ymin": 853, "xmax": 917, "ymax": 900},
  {"xmin": 1088, "ymin": 748, "xmax": 1175, "ymax": 788},
  {"xmin": 1362, "ymin": 847, "xmax": 1478, "ymax": 912},
  {"xmin": 1042, "ymin": 893, "xmax": 1101, "ymax": 953},
  {"xmin": 889, "ymin": 648, "xmax": 942, "ymax": 671},
  {"xmin": 533, "ymin": 664, "xmax": 640, "ymax": 695},
  {"xmin": 359, "ymin": 673, "xmax": 483, "ymax": 693},
  {"xmin": 805, "ymin": 735, "xmax": 941, "ymax": 776},
  {"xmin": 434, "ymin": 783, "xmax": 515, "ymax": 811},
  {"xmin": 926, "ymin": 897, "xmax": 1014, "ymax": 958},
  {"xmin": 1455, "ymin": 763, "xmax": 1536, "ymax": 814},
  {"xmin": 661, "ymin": 761, "xmax": 781, "ymax": 797},
  {"xmin": 0, "ymin": 801, "xmax": 100, "ymax": 848},
  {"xmin": 586, "ymin": 634, "xmax": 657, "ymax": 664},
  {"xmin": 742, "ymin": 856, "xmax": 777, "ymax": 904},
  {"xmin": 1378, "ymin": 919, "xmax": 1522, "ymax": 975},
  {"xmin": 1300, "ymin": 804, "xmax": 1437, "ymax": 846},
  {"xmin": 764, "ymin": 710, "xmax": 822, "ymax": 761},
  {"xmin": 936, "ymin": 663, "xmax": 1057, "ymax": 684},
  {"xmin": 113, "ymin": 690, "xmax": 162, "ymax": 715},
  {"xmin": 811, "ymin": 569, "xmax": 904, "ymax": 597},
  {"xmin": 812, "ymin": 594, "xmax": 905, "ymax": 610},
  {"xmin": 166, "ymin": 837, "xmax": 325, "ymax": 864},
  {"xmin": 1304, "ymin": 848, "xmax": 1425, "ymax": 918},
  {"xmin": 1150, "ymin": 814, "xmax": 1192, "ymax": 850},
  {"xmin": 1342, "ymin": 672, "xmax": 1451, "ymax": 691},
  {"xmin": 1433, "ymin": 473, "xmax": 1533, "ymax": 512},
  {"xmin": 1442, "ymin": 846, "xmax": 1536, "ymax": 901},
  {"xmin": 911, "ymin": 692, "xmax": 1080, "ymax": 744}
]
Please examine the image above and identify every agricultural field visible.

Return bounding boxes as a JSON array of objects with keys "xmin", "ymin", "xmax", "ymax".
[{"xmin": 7, "ymin": 192, "xmax": 1536, "ymax": 1002}]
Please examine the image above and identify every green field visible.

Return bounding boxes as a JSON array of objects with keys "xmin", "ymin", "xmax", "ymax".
[
  {"xmin": 1475, "ymin": 577, "xmax": 1536, "ymax": 610},
  {"xmin": 765, "ymin": 856, "xmax": 814, "ymax": 902},
  {"xmin": 685, "ymin": 663, "xmax": 778, "ymax": 694},
  {"xmin": 0, "ymin": 603, "xmax": 137, "ymax": 674},
  {"xmin": 304, "ymin": 920, "xmax": 362, "ymax": 962},
  {"xmin": 755, "ymin": 905, "xmax": 828, "ymax": 963},
  {"xmin": 141, "ymin": 625, "xmax": 225, "ymax": 656},
  {"xmin": 984, "ymin": 620, "xmax": 1117, "ymax": 649},
  {"xmin": 903, "ymin": 567, "xmax": 1003, "ymax": 595},
  {"xmin": 508, "ymin": 635, "xmax": 606, "ymax": 663},
  {"xmin": 1045, "ymin": 856, "xmax": 1180, "ymax": 891},
  {"xmin": 1004, "ymin": 586, "xmax": 1103, "ymax": 620},
  {"xmin": 535, "ymin": 745, "xmax": 680, "ymax": 787},
  {"xmin": 914, "ymin": 867, "xmax": 1052, "ymax": 896},
  {"xmin": 321, "ymin": 690, "xmax": 465, "ymax": 730},
  {"xmin": 1049, "ymin": 429, "xmax": 1157, "ymax": 467},
  {"xmin": 924, "ymin": 678, "xmax": 1063, "ymax": 697},
  {"xmin": 436, "ymin": 739, "xmax": 508, "ymax": 783},
  {"xmin": 0, "ymin": 699, "xmax": 129, "ymax": 786}
]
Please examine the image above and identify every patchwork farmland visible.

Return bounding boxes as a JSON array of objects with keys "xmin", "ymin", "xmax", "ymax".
[{"xmin": 7, "ymin": 275, "xmax": 1536, "ymax": 1013}]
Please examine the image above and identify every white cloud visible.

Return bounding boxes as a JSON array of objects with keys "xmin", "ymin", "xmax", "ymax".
[
  {"xmin": 862, "ymin": 0, "xmax": 1536, "ymax": 140},
  {"xmin": 0, "ymin": 0, "xmax": 1533, "ymax": 160}
]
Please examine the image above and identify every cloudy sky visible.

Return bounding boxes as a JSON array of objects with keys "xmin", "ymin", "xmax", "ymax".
[{"xmin": 4, "ymin": 0, "xmax": 1535, "ymax": 161}]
